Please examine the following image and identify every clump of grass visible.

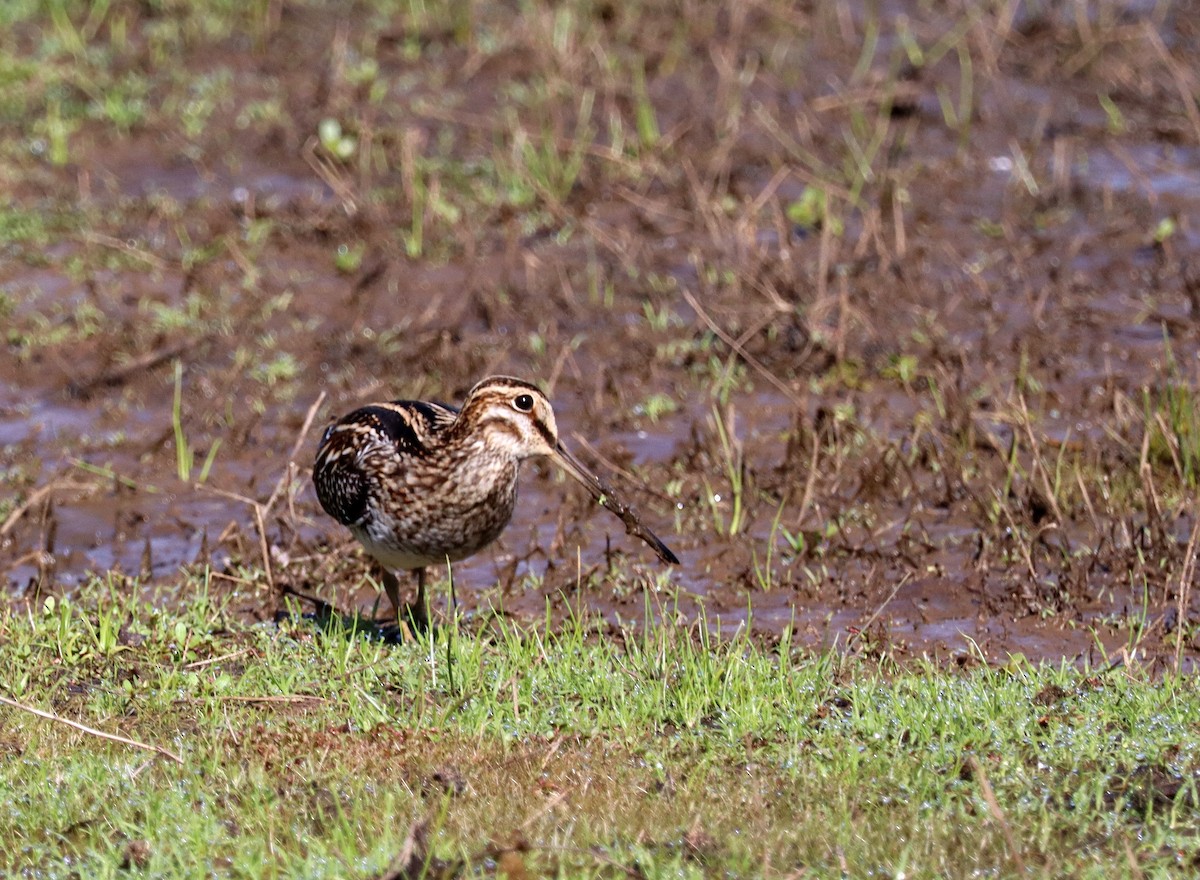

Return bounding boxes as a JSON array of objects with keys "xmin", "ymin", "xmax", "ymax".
[
  {"xmin": 1144, "ymin": 381, "xmax": 1200, "ymax": 488},
  {"xmin": 703, "ymin": 404, "xmax": 747, "ymax": 536},
  {"xmin": 497, "ymin": 88, "xmax": 596, "ymax": 211},
  {"xmin": 0, "ymin": 206, "xmax": 61, "ymax": 250},
  {"xmin": 171, "ymin": 360, "xmax": 220, "ymax": 484}
]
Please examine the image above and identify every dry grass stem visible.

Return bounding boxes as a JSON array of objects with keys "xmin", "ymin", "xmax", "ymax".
[{"xmin": 0, "ymin": 694, "xmax": 183, "ymax": 765}]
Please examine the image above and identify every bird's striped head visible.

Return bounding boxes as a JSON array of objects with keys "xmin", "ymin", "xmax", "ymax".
[
  {"xmin": 456, "ymin": 376, "xmax": 680, "ymax": 566},
  {"xmin": 456, "ymin": 376, "xmax": 614, "ymax": 502},
  {"xmin": 457, "ymin": 376, "xmax": 562, "ymax": 460}
]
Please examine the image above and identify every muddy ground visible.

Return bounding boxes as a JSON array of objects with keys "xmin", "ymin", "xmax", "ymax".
[{"xmin": 2, "ymin": 0, "xmax": 1199, "ymax": 665}]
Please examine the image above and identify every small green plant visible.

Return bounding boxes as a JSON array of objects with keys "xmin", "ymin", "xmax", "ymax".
[
  {"xmin": 882, "ymin": 353, "xmax": 919, "ymax": 389},
  {"xmin": 502, "ymin": 89, "xmax": 595, "ymax": 209},
  {"xmin": 40, "ymin": 100, "xmax": 76, "ymax": 166},
  {"xmin": 334, "ymin": 242, "xmax": 365, "ymax": 273},
  {"xmin": 786, "ymin": 185, "xmax": 843, "ymax": 235},
  {"xmin": 642, "ymin": 300, "xmax": 674, "ymax": 331},
  {"xmin": 99, "ymin": 74, "xmax": 149, "ymax": 132},
  {"xmin": 0, "ymin": 207, "xmax": 51, "ymax": 247},
  {"xmin": 631, "ymin": 61, "xmax": 659, "ymax": 149},
  {"xmin": 751, "ymin": 499, "xmax": 790, "ymax": 591},
  {"xmin": 396, "ymin": 146, "xmax": 464, "ymax": 260},
  {"xmin": 171, "ymin": 360, "xmax": 220, "ymax": 484},
  {"xmin": 636, "ymin": 392, "xmax": 677, "ymax": 423},
  {"xmin": 71, "ymin": 458, "xmax": 146, "ymax": 492},
  {"xmin": 1140, "ymin": 336, "xmax": 1200, "ymax": 487},
  {"xmin": 175, "ymin": 70, "xmax": 233, "ymax": 142},
  {"xmin": 895, "ymin": 14, "xmax": 925, "ymax": 67},
  {"xmin": 974, "ymin": 217, "xmax": 1005, "ymax": 238},
  {"xmin": 1098, "ymin": 92, "xmax": 1127, "ymax": 134},
  {"xmin": 934, "ymin": 43, "xmax": 975, "ymax": 150},
  {"xmin": 318, "ymin": 117, "xmax": 357, "ymax": 160},
  {"xmin": 704, "ymin": 405, "xmax": 746, "ymax": 536},
  {"xmin": 251, "ymin": 351, "xmax": 300, "ymax": 387},
  {"xmin": 1152, "ymin": 216, "xmax": 1177, "ymax": 244},
  {"xmin": 1145, "ymin": 382, "xmax": 1200, "ymax": 486}
]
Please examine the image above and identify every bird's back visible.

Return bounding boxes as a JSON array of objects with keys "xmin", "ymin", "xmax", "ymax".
[{"xmin": 313, "ymin": 398, "xmax": 521, "ymax": 569}]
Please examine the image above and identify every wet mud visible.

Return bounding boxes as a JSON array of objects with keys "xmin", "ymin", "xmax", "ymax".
[{"xmin": 2, "ymin": 0, "xmax": 1200, "ymax": 664}]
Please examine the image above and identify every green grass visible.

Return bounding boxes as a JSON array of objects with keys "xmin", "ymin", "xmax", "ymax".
[{"xmin": 2, "ymin": 575, "xmax": 1200, "ymax": 878}]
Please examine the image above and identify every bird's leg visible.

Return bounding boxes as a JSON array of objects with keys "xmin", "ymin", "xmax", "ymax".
[
  {"xmin": 380, "ymin": 567, "xmax": 429, "ymax": 640},
  {"xmin": 381, "ymin": 567, "xmax": 404, "ymax": 625},
  {"xmin": 411, "ymin": 567, "xmax": 430, "ymax": 633}
]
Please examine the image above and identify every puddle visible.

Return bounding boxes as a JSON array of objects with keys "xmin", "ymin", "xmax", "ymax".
[
  {"xmin": 106, "ymin": 150, "xmax": 337, "ymax": 209},
  {"xmin": 1084, "ymin": 146, "xmax": 1200, "ymax": 198}
]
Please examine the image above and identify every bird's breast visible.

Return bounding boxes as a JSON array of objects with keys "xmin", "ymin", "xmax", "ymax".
[{"xmin": 356, "ymin": 449, "xmax": 521, "ymax": 568}]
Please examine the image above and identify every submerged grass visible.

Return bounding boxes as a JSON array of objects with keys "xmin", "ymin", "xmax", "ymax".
[{"xmin": 2, "ymin": 575, "xmax": 1200, "ymax": 877}]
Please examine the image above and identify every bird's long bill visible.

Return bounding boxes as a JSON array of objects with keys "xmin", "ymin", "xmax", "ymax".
[{"xmin": 549, "ymin": 442, "xmax": 681, "ymax": 566}]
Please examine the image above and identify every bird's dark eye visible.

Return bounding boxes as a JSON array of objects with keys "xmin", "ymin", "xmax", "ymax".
[{"xmin": 513, "ymin": 394, "xmax": 535, "ymax": 413}]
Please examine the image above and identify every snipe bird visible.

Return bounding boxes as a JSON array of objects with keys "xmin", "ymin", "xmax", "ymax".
[{"xmin": 313, "ymin": 376, "xmax": 679, "ymax": 632}]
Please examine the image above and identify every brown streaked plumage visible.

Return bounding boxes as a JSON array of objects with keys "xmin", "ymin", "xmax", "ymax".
[{"xmin": 313, "ymin": 376, "xmax": 678, "ymax": 632}]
